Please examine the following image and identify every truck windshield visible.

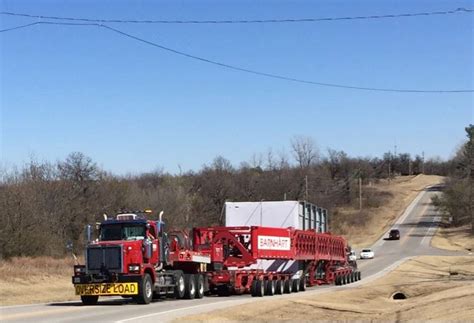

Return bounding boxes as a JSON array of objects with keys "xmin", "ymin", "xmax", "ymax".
[{"xmin": 100, "ymin": 224, "xmax": 146, "ymax": 241}]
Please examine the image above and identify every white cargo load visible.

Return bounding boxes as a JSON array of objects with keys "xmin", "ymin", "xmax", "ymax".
[
  {"xmin": 225, "ymin": 200, "xmax": 329, "ymax": 276},
  {"xmin": 225, "ymin": 200, "xmax": 328, "ymax": 232}
]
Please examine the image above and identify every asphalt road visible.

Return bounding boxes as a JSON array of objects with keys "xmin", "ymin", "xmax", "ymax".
[{"xmin": 0, "ymin": 186, "xmax": 464, "ymax": 323}]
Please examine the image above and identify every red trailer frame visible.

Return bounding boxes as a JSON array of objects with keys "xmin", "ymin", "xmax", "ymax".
[{"xmin": 193, "ymin": 225, "xmax": 359, "ymax": 296}]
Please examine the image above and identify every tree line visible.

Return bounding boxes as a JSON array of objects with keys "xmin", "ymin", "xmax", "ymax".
[
  {"xmin": 0, "ymin": 136, "xmax": 457, "ymax": 259},
  {"xmin": 433, "ymin": 125, "xmax": 474, "ymax": 233}
]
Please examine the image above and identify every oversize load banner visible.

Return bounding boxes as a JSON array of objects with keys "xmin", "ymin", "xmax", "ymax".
[
  {"xmin": 258, "ymin": 235, "xmax": 291, "ymax": 250},
  {"xmin": 75, "ymin": 282, "xmax": 138, "ymax": 295}
]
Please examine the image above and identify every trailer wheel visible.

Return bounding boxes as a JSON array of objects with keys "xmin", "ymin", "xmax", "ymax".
[
  {"xmin": 283, "ymin": 279, "xmax": 292, "ymax": 293},
  {"xmin": 174, "ymin": 271, "xmax": 185, "ymax": 299},
  {"xmin": 135, "ymin": 273, "xmax": 153, "ymax": 304},
  {"xmin": 358, "ymin": 271, "xmax": 361, "ymax": 281},
  {"xmin": 184, "ymin": 274, "xmax": 196, "ymax": 299},
  {"xmin": 292, "ymin": 279, "xmax": 300, "ymax": 293},
  {"xmin": 299, "ymin": 276, "xmax": 306, "ymax": 291},
  {"xmin": 265, "ymin": 280, "xmax": 275, "ymax": 296},
  {"xmin": 81, "ymin": 295, "xmax": 98, "ymax": 305},
  {"xmin": 255, "ymin": 280, "xmax": 265, "ymax": 297},
  {"xmin": 195, "ymin": 274, "xmax": 204, "ymax": 299},
  {"xmin": 351, "ymin": 272, "xmax": 355, "ymax": 283},
  {"xmin": 335, "ymin": 275, "xmax": 341, "ymax": 286},
  {"xmin": 275, "ymin": 279, "xmax": 284, "ymax": 295},
  {"xmin": 251, "ymin": 280, "xmax": 258, "ymax": 296}
]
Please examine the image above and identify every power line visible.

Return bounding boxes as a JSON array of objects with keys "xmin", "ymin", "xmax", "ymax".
[
  {"xmin": 1, "ymin": 21, "xmax": 473, "ymax": 93},
  {"xmin": 0, "ymin": 7, "xmax": 472, "ymax": 24}
]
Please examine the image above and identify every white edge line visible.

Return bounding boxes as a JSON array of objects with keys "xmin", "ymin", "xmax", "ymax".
[{"xmin": 115, "ymin": 298, "xmax": 251, "ymax": 323}]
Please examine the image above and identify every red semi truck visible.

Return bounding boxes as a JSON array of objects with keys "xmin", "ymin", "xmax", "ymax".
[{"xmin": 72, "ymin": 210, "xmax": 359, "ymax": 305}]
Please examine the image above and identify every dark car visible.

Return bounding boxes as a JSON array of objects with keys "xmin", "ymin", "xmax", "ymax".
[{"xmin": 389, "ymin": 229, "xmax": 400, "ymax": 240}]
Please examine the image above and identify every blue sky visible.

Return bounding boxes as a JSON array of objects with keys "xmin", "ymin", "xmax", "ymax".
[{"xmin": 1, "ymin": 0, "xmax": 473, "ymax": 174}]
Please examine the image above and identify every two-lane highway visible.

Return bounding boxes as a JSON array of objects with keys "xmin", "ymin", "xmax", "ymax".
[{"xmin": 0, "ymin": 186, "xmax": 465, "ymax": 322}]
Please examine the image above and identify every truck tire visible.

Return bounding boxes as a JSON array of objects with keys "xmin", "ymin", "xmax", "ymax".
[
  {"xmin": 195, "ymin": 274, "xmax": 204, "ymax": 299},
  {"xmin": 174, "ymin": 271, "xmax": 185, "ymax": 299},
  {"xmin": 291, "ymin": 279, "xmax": 300, "ymax": 293},
  {"xmin": 81, "ymin": 295, "xmax": 98, "ymax": 305},
  {"xmin": 265, "ymin": 280, "xmax": 275, "ymax": 296},
  {"xmin": 299, "ymin": 276, "xmax": 306, "ymax": 291},
  {"xmin": 283, "ymin": 279, "xmax": 292, "ymax": 294},
  {"xmin": 184, "ymin": 274, "xmax": 196, "ymax": 299},
  {"xmin": 136, "ymin": 273, "xmax": 153, "ymax": 304},
  {"xmin": 335, "ymin": 276, "xmax": 341, "ymax": 286},
  {"xmin": 255, "ymin": 280, "xmax": 265, "ymax": 297},
  {"xmin": 351, "ymin": 272, "xmax": 356, "ymax": 283},
  {"xmin": 275, "ymin": 279, "xmax": 284, "ymax": 295}
]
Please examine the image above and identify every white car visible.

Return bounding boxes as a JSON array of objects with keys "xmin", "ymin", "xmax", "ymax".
[{"xmin": 360, "ymin": 248, "xmax": 375, "ymax": 259}]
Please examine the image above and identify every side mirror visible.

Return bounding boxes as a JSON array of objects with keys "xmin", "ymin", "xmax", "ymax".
[{"xmin": 85, "ymin": 224, "xmax": 92, "ymax": 244}]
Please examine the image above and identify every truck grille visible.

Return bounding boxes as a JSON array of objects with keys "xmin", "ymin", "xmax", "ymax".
[{"xmin": 87, "ymin": 245, "xmax": 122, "ymax": 273}]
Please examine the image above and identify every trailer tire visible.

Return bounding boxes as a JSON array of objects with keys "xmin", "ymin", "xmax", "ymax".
[
  {"xmin": 174, "ymin": 271, "xmax": 186, "ymax": 299},
  {"xmin": 299, "ymin": 276, "xmax": 306, "ymax": 291},
  {"xmin": 135, "ymin": 273, "xmax": 153, "ymax": 304},
  {"xmin": 184, "ymin": 274, "xmax": 196, "ymax": 299},
  {"xmin": 351, "ymin": 272, "xmax": 356, "ymax": 283},
  {"xmin": 251, "ymin": 280, "xmax": 258, "ymax": 297},
  {"xmin": 358, "ymin": 271, "xmax": 361, "ymax": 281},
  {"xmin": 81, "ymin": 295, "xmax": 98, "ymax": 306},
  {"xmin": 341, "ymin": 275, "xmax": 346, "ymax": 285},
  {"xmin": 292, "ymin": 279, "xmax": 300, "ymax": 293},
  {"xmin": 283, "ymin": 279, "xmax": 292, "ymax": 294},
  {"xmin": 255, "ymin": 280, "xmax": 265, "ymax": 297},
  {"xmin": 275, "ymin": 279, "xmax": 284, "ymax": 295},
  {"xmin": 265, "ymin": 280, "xmax": 275, "ymax": 296},
  {"xmin": 195, "ymin": 274, "xmax": 204, "ymax": 299}
]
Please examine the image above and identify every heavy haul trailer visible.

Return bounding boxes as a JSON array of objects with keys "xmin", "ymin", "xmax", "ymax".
[
  {"xmin": 72, "ymin": 211, "xmax": 211, "ymax": 305},
  {"xmin": 192, "ymin": 225, "xmax": 360, "ymax": 297},
  {"xmin": 73, "ymin": 209, "xmax": 359, "ymax": 305}
]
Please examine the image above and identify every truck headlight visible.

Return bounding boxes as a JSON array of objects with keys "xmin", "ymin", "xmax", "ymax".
[
  {"xmin": 128, "ymin": 265, "xmax": 140, "ymax": 273},
  {"xmin": 74, "ymin": 265, "xmax": 86, "ymax": 276}
]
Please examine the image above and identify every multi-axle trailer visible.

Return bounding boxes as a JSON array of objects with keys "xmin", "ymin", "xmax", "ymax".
[
  {"xmin": 73, "ymin": 209, "xmax": 360, "ymax": 305},
  {"xmin": 193, "ymin": 225, "xmax": 360, "ymax": 297}
]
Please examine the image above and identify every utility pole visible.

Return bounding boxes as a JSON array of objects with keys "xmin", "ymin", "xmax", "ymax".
[
  {"xmin": 422, "ymin": 151, "xmax": 425, "ymax": 174},
  {"xmin": 388, "ymin": 152, "xmax": 392, "ymax": 183},
  {"xmin": 359, "ymin": 176, "xmax": 362, "ymax": 211},
  {"xmin": 305, "ymin": 175, "xmax": 308, "ymax": 201}
]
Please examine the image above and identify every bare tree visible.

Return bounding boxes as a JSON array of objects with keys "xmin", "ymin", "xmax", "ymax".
[{"xmin": 291, "ymin": 136, "xmax": 320, "ymax": 168}]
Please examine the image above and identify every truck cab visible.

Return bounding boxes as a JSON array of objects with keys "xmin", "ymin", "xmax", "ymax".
[{"xmin": 72, "ymin": 211, "xmax": 210, "ymax": 305}]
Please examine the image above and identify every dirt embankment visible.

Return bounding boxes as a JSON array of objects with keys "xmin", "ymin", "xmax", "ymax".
[
  {"xmin": 181, "ymin": 256, "xmax": 474, "ymax": 322},
  {"xmin": 336, "ymin": 174, "xmax": 444, "ymax": 248},
  {"xmin": 432, "ymin": 223, "xmax": 474, "ymax": 253}
]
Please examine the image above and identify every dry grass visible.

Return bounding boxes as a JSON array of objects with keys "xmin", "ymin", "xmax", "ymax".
[
  {"xmin": 0, "ymin": 257, "xmax": 79, "ymax": 306},
  {"xmin": 335, "ymin": 174, "xmax": 444, "ymax": 248},
  {"xmin": 182, "ymin": 256, "xmax": 474, "ymax": 322},
  {"xmin": 432, "ymin": 223, "xmax": 474, "ymax": 252}
]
